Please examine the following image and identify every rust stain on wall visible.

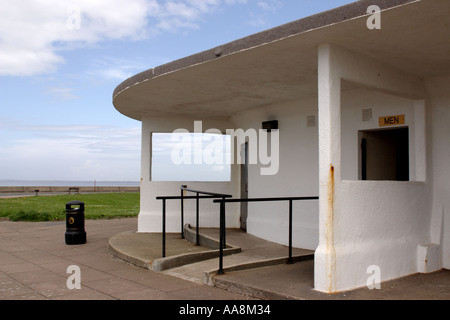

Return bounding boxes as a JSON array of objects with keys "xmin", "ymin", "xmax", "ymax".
[{"xmin": 327, "ymin": 164, "xmax": 336, "ymax": 292}]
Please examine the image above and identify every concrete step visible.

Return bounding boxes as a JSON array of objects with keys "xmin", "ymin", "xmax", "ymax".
[{"xmin": 108, "ymin": 225, "xmax": 314, "ymax": 289}]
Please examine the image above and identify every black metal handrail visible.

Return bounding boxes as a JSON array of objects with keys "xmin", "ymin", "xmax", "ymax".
[
  {"xmin": 213, "ymin": 196, "xmax": 319, "ymax": 275},
  {"xmin": 156, "ymin": 186, "xmax": 232, "ymax": 258}
]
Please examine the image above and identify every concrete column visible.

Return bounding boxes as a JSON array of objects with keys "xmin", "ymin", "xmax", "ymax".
[
  {"xmin": 413, "ymin": 99, "xmax": 426, "ymax": 182},
  {"xmin": 314, "ymin": 43, "xmax": 341, "ymax": 293},
  {"xmin": 137, "ymin": 117, "xmax": 153, "ymax": 232}
]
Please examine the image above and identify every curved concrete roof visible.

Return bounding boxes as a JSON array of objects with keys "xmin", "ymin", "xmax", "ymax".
[{"xmin": 113, "ymin": 0, "xmax": 449, "ymax": 121}]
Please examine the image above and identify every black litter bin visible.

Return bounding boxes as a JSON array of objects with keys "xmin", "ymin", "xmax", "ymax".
[{"xmin": 65, "ymin": 201, "xmax": 87, "ymax": 245}]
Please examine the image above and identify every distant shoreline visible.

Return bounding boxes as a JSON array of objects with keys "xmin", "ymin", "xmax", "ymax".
[
  {"xmin": 0, "ymin": 185, "xmax": 139, "ymax": 194},
  {"xmin": 0, "ymin": 180, "xmax": 140, "ymax": 187}
]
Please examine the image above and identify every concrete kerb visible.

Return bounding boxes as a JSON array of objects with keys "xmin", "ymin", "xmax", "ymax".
[
  {"xmin": 107, "ymin": 232, "xmax": 152, "ymax": 269},
  {"xmin": 184, "ymin": 224, "xmax": 227, "ymax": 250},
  {"xmin": 208, "ymin": 274, "xmax": 301, "ymax": 300}
]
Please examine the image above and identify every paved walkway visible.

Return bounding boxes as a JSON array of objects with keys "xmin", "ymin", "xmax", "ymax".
[
  {"xmin": 1, "ymin": 217, "xmax": 449, "ymax": 300},
  {"xmin": 0, "ymin": 218, "xmax": 248, "ymax": 300}
]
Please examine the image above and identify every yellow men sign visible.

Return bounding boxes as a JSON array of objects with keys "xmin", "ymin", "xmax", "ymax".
[{"xmin": 379, "ymin": 115, "xmax": 405, "ymax": 127}]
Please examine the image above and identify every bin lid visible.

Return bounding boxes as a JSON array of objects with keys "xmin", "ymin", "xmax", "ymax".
[{"xmin": 66, "ymin": 200, "xmax": 84, "ymax": 209}]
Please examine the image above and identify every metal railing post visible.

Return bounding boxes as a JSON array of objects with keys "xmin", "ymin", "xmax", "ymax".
[
  {"xmin": 288, "ymin": 199, "xmax": 293, "ymax": 264},
  {"xmin": 180, "ymin": 188, "xmax": 184, "ymax": 239},
  {"xmin": 218, "ymin": 200, "xmax": 225, "ymax": 275},
  {"xmin": 222, "ymin": 197, "xmax": 226, "ymax": 250},
  {"xmin": 162, "ymin": 199, "xmax": 166, "ymax": 258},
  {"xmin": 196, "ymin": 192, "xmax": 200, "ymax": 246}
]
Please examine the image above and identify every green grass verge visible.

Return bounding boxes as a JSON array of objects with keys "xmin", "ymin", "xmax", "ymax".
[{"xmin": 0, "ymin": 193, "xmax": 140, "ymax": 222}]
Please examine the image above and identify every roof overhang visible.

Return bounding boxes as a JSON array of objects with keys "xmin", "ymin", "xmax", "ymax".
[{"xmin": 113, "ymin": 0, "xmax": 450, "ymax": 121}]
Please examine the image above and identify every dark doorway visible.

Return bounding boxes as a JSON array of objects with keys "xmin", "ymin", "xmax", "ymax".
[
  {"xmin": 359, "ymin": 127, "xmax": 409, "ymax": 181},
  {"xmin": 240, "ymin": 142, "xmax": 249, "ymax": 231}
]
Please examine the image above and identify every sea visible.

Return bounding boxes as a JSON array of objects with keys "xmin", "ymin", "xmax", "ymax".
[{"xmin": 0, "ymin": 180, "xmax": 140, "ymax": 187}]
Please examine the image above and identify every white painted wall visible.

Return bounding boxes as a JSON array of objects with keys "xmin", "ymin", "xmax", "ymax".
[
  {"xmin": 231, "ymin": 99, "xmax": 320, "ymax": 250},
  {"xmin": 426, "ymin": 75, "xmax": 450, "ymax": 270},
  {"xmin": 341, "ymin": 87, "xmax": 425, "ymax": 181}
]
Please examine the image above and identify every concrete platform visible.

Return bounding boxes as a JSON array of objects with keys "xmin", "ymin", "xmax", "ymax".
[
  {"xmin": 108, "ymin": 225, "xmax": 241, "ymax": 272},
  {"xmin": 108, "ymin": 225, "xmax": 450, "ymax": 300}
]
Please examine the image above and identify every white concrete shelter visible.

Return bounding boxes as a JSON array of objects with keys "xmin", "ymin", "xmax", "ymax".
[{"xmin": 113, "ymin": 0, "xmax": 450, "ymax": 293}]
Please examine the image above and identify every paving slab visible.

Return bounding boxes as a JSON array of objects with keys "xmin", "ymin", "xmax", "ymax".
[{"xmin": 0, "ymin": 218, "xmax": 249, "ymax": 300}]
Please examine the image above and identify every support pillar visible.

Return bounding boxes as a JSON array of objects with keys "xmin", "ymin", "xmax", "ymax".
[{"xmin": 314, "ymin": 43, "xmax": 342, "ymax": 293}]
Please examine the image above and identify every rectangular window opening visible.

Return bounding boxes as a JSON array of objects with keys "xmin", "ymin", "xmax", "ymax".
[
  {"xmin": 151, "ymin": 132, "xmax": 231, "ymax": 182},
  {"xmin": 359, "ymin": 127, "xmax": 409, "ymax": 181}
]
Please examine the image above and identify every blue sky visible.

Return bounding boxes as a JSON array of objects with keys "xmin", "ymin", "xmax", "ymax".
[{"xmin": 0, "ymin": 0, "xmax": 355, "ymax": 182}]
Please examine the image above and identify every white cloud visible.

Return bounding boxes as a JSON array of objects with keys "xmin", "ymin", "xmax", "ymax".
[
  {"xmin": 88, "ymin": 57, "xmax": 147, "ymax": 81},
  {"xmin": 224, "ymin": 0, "xmax": 248, "ymax": 4},
  {"xmin": 248, "ymin": 0, "xmax": 283, "ymax": 27},
  {"xmin": 0, "ymin": 0, "xmax": 151, "ymax": 76},
  {"xmin": 45, "ymin": 87, "xmax": 79, "ymax": 100},
  {"xmin": 0, "ymin": 138, "xmax": 140, "ymax": 181},
  {"xmin": 0, "ymin": 120, "xmax": 141, "ymax": 181},
  {"xmin": 0, "ymin": 0, "xmax": 248, "ymax": 77}
]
